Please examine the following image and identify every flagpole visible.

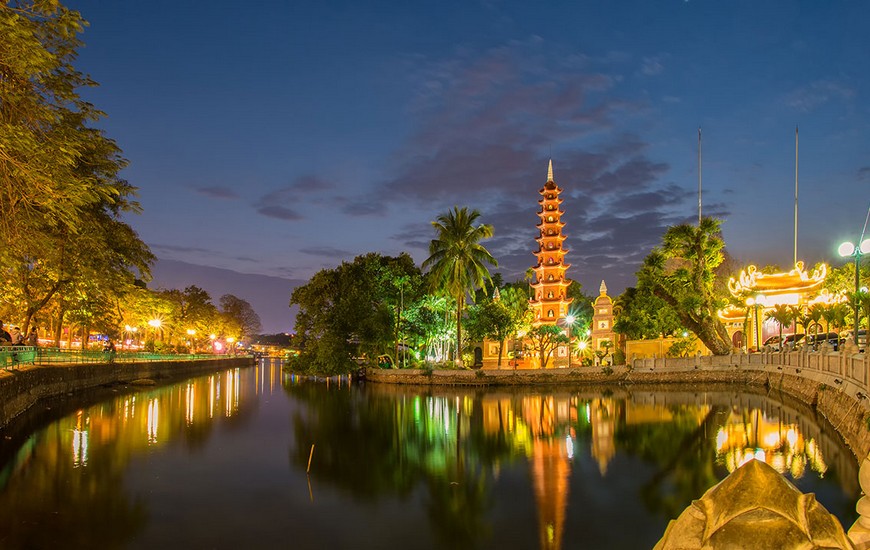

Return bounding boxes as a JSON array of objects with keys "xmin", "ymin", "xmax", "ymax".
[
  {"xmin": 794, "ymin": 126, "xmax": 798, "ymax": 267},
  {"xmin": 698, "ymin": 127, "xmax": 702, "ymax": 225}
]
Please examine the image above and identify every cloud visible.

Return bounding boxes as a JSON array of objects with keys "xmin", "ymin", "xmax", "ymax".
[
  {"xmin": 253, "ymin": 175, "xmax": 334, "ymax": 221},
  {"xmin": 193, "ymin": 185, "xmax": 240, "ymax": 199},
  {"xmin": 640, "ymin": 56, "xmax": 665, "ymax": 76},
  {"xmin": 784, "ymin": 79, "xmax": 855, "ymax": 112},
  {"xmin": 355, "ymin": 38, "xmax": 696, "ymax": 291}
]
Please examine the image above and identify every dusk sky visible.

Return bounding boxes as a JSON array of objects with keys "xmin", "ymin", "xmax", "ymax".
[{"xmin": 67, "ymin": 1, "xmax": 870, "ymax": 333}]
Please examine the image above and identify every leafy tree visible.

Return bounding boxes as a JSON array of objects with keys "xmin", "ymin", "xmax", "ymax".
[
  {"xmin": 290, "ymin": 253, "xmax": 422, "ymax": 374},
  {"xmin": 764, "ymin": 305, "xmax": 794, "ymax": 349},
  {"xmin": 526, "ymin": 324, "xmax": 568, "ymax": 368},
  {"xmin": 219, "ymin": 294, "xmax": 262, "ymax": 340},
  {"xmin": 637, "ymin": 217, "xmax": 732, "ymax": 355},
  {"xmin": 820, "ymin": 302, "xmax": 850, "ymax": 335},
  {"xmin": 0, "ymin": 2, "xmax": 153, "ymax": 332},
  {"xmin": 807, "ymin": 304, "xmax": 825, "ymax": 340},
  {"xmin": 825, "ymin": 261, "xmax": 870, "ymax": 296},
  {"xmin": 613, "ymin": 287, "xmax": 683, "ymax": 340},
  {"xmin": 566, "ymin": 279, "xmax": 594, "ymax": 330},
  {"xmin": 466, "ymin": 298, "xmax": 514, "ymax": 367},
  {"xmin": 422, "ymin": 207, "xmax": 497, "ymax": 366}
]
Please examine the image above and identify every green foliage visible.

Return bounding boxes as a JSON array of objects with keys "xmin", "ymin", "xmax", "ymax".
[
  {"xmin": 526, "ymin": 324, "xmax": 569, "ymax": 369},
  {"xmin": 613, "ymin": 286, "xmax": 682, "ymax": 340},
  {"xmin": 613, "ymin": 348, "xmax": 626, "ymax": 366},
  {"xmin": 291, "ymin": 253, "xmax": 423, "ymax": 374},
  {"xmin": 219, "ymin": 294, "xmax": 262, "ymax": 338},
  {"xmin": 636, "ymin": 217, "xmax": 732, "ymax": 355},
  {"xmin": 0, "ymin": 1, "xmax": 153, "ymax": 335},
  {"xmin": 423, "ymin": 207, "xmax": 497, "ymax": 364},
  {"xmin": 765, "ymin": 304, "xmax": 794, "ymax": 348},
  {"xmin": 466, "ymin": 286, "xmax": 532, "ymax": 367},
  {"xmin": 667, "ymin": 335, "xmax": 698, "ymax": 358}
]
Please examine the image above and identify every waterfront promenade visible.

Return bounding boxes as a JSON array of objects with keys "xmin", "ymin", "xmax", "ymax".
[{"xmin": 0, "ymin": 353, "xmax": 253, "ymax": 428}]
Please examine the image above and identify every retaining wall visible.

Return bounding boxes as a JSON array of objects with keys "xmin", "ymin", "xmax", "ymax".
[{"xmin": 0, "ymin": 357, "xmax": 253, "ymax": 428}]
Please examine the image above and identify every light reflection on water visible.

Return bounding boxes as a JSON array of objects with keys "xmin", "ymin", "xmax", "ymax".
[{"xmin": 0, "ymin": 361, "xmax": 860, "ymax": 549}]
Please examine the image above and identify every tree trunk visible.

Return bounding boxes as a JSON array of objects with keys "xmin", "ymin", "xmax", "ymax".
[{"xmin": 455, "ymin": 294, "xmax": 463, "ymax": 366}]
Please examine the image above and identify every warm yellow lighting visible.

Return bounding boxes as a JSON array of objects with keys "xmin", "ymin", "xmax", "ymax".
[
  {"xmin": 186, "ymin": 329, "xmax": 196, "ymax": 336},
  {"xmin": 579, "ymin": 341, "xmax": 587, "ymax": 350},
  {"xmin": 227, "ymin": 337, "xmax": 236, "ymax": 344},
  {"xmin": 209, "ymin": 334, "xmax": 216, "ymax": 340},
  {"xmin": 763, "ymin": 431, "xmax": 780, "ymax": 448},
  {"xmin": 148, "ymin": 319, "xmax": 162, "ymax": 328}
]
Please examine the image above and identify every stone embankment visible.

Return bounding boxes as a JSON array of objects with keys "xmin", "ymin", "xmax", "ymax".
[
  {"xmin": 0, "ymin": 357, "xmax": 253, "ymax": 428},
  {"xmin": 366, "ymin": 347, "xmax": 870, "ymax": 459}
]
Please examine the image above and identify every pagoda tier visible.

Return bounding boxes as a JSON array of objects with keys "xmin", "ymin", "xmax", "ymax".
[{"xmin": 529, "ymin": 160, "xmax": 573, "ymax": 325}]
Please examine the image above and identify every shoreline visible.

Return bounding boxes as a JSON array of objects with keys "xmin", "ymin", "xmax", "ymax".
[{"xmin": 0, "ymin": 357, "xmax": 254, "ymax": 429}]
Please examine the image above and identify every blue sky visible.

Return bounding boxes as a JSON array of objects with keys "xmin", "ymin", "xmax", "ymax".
[{"xmin": 68, "ymin": 1, "xmax": 870, "ymax": 332}]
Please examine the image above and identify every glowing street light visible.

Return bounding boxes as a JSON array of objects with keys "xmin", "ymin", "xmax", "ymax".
[{"xmin": 839, "ymin": 238, "xmax": 870, "ymax": 346}]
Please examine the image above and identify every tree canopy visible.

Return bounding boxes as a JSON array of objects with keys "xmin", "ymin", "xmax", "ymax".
[
  {"xmin": 0, "ymin": 1, "xmax": 153, "ymax": 335},
  {"xmin": 636, "ymin": 217, "xmax": 733, "ymax": 355}
]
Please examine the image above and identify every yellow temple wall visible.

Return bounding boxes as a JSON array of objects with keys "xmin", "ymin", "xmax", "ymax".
[{"xmin": 625, "ymin": 337, "xmax": 710, "ymax": 362}]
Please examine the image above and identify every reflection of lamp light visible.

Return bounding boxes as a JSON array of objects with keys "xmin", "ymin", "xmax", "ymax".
[
  {"xmin": 839, "ymin": 238, "xmax": 870, "ymax": 346},
  {"xmin": 186, "ymin": 329, "xmax": 196, "ymax": 336}
]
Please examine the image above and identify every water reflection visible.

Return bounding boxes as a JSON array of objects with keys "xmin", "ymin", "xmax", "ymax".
[
  {"xmin": 287, "ymin": 382, "xmax": 859, "ymax": 549},
  {"xmin": 0, "ymin": 363, "xmax": 858, "ymax": 550}
]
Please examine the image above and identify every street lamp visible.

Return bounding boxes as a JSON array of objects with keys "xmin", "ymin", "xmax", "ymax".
[
  {"xmin": 148, "ymin": 318, "xmax": 162, "ymax": 344},
  {"xmin": 839, "ymin": 238, "xmax": 870, "ymax": 346}
]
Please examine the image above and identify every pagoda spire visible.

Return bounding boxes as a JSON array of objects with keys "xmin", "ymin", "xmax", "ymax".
[{"xmin": 529, "ymin": 160, "xmax": 572, "ymax": 329}]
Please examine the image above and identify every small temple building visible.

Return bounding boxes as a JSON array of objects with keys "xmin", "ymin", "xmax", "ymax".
[
  {"xmin": 718, "ymin": 261, "xmax": 835, "ymax": 350},
  {"xmin": 590, "ymin": 280, "xmax": 616, "ymax": 354}
]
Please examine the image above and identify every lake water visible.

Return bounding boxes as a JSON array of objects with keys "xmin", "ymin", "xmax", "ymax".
[{"xmin": 0, "ymin": 359, "xmax": 860, "ymax": 549}]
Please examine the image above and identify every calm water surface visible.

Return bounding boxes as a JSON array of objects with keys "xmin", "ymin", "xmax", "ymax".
[{"xmin": 0, "ymin": 360, "xmax": 860, "ymax": 549}]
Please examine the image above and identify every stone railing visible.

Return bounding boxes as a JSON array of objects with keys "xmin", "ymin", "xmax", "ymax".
[{"xmin": 631, "ymin": 345, "xmax": 869, "ymax": 403}]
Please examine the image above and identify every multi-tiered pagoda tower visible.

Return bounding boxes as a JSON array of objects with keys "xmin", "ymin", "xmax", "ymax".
[{"xmin": 530, "ymin": 160, "xmax": 572, "ymax": 324}]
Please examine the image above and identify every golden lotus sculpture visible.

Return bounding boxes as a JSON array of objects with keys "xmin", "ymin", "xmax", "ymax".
[{"xmin": 656, "ymin": 459, "xmax": 852, "ymax": 549}]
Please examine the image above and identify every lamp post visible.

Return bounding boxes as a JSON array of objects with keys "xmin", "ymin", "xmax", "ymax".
[
  {"xmin": 839, "ymin": 238, "xmax": 870, "ymax": 346},
  {"xmin": 564, "ymin": 314, "xmax": 576, "ymax": 368}
]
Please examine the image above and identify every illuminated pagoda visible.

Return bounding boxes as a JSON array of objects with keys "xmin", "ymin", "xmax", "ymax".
[
  {"xmin": 530, "ymin": 160, "xmax": 573, "ymax": 325},
  {"xmin": 719, "ymin": 261, "xmax": 836, "ymax": 350}
]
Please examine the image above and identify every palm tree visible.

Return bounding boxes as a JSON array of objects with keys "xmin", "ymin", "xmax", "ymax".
[
  {"xmin": 820, "ymin": 303, "xmax": 850, "ymax": 336},
  {"xmin": 423, "ymin": 207, "xmax": 497, "ymax": 366},
  {"xmin": 637, "ymin": 217, "xmax": 732, "ymax": 354},
  {"xmin": 807, "ymin": 304, "xmax": 825, "ymax": 349},
  {"xmin": 765, "ymin": 304, "xmax": 794, "ymax": 350}
]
